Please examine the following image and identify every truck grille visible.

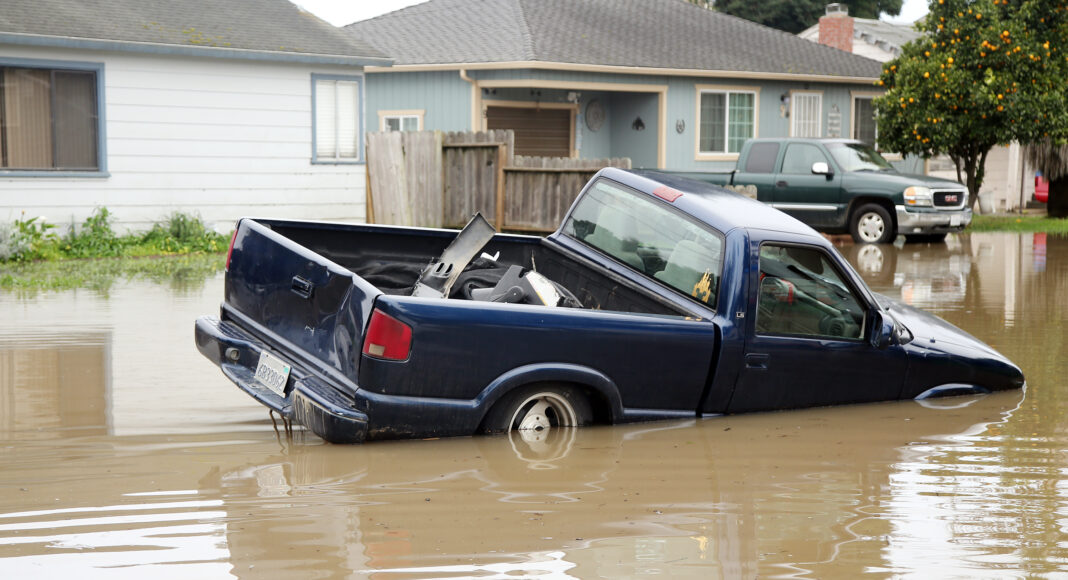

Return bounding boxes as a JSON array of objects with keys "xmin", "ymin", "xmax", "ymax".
[{"xmin": 932, "ymin": 189, "xmax": 967, "ymax": 209}]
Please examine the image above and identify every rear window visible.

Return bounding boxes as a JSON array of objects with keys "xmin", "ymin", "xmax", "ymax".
[
  {"xmin": 563, "ymin": 179, "xmax": 724, "ymax": 309},
  {"xmin": 744, "ymin": 142, "xmax": 780, "ymax": 173}
]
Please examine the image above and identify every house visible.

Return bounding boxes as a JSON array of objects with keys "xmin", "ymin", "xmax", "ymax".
[
  {"xmin": 0, "ymin": 0, "xmax": 390, "ymax": 233},
  {"xmin": 801, "ymin": 3, "xmax": 1031, "ymax": 211},
  {"xmin": 346, "ymin": 0, "xmax": 895, "ymax": 172}
]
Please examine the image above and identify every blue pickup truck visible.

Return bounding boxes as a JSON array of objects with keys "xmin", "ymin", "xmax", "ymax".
[
  {"xmin": 664, "ymin": 138, "xmax": 972, "ymax": 244},
  {"xmin": 195, "ymin": 169, "xmax": 1022, "ymax": 443}
]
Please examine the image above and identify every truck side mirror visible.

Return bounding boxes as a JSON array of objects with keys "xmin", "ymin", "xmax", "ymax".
[
  {"xmin": 811, "ymin": 162, "xmax": 833, "ymax": 176},
  {"xmin": 870, "ymin": 310, "xmax": 895, "ymax": 349}
]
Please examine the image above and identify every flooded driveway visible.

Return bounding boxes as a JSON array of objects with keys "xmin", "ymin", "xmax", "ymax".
[{"xmin": 1, "ymin": 232, "xmax": 1066, "ymax": 578}]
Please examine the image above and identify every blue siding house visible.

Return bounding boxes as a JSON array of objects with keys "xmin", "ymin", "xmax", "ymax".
[{"xmin": 346, "ymin": 0, "xmax": 886, "ymax": 171}]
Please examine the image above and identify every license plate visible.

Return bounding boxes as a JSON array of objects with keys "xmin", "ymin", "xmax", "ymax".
[
  {"xmin": 950, "ymin": 215, "xmax": 962, "ymax": 227},
  {"xmin": 255, "ymin": 350, "xmax": 291, "ymax": 397}
]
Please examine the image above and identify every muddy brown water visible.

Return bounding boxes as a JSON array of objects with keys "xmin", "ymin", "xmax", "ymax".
[{"xmin": 1, "ymin": 232, "xmax": 1066, "ymax": 578}]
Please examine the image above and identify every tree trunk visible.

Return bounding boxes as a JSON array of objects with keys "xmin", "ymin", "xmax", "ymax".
[{"xmin": 1048, "ymin": 177, "xmax": 1068, "ymax": 218}]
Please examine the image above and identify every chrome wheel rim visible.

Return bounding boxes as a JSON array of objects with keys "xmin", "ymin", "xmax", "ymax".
[
  {"xmin": 858, "ymin": 212, "xmax": 886, "ymax": 243},
  {"xmin": 509, "ymin": 393, "xmax": 578, "ymax": 432}
]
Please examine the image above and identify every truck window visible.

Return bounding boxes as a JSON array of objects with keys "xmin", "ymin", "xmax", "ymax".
[
  {"xmin": 744, "ymin": 142, "xmax": 780, "ymax": 174},
  {"xmin": 756, "ymin": 244, "xmax": 865, "ymax": 340},
  {"xmin": 780, "ymin": 143, "xmax": 829, "ymax": 175},
  {"xmin": 564, "ymin": 180, "xmax": 724, "ymax": 309}
]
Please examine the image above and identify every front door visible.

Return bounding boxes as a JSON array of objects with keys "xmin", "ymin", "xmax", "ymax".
[
  {"xmin": 728, "ymin": 243, "xmax": 907, "ymax": 412},
  {"xmin": 771, "ymin": 143, "xmax": 842, "ymax": 228}
]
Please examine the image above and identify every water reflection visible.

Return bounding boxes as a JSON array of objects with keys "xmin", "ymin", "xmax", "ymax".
[{"xmin": 0, "ymin": 234, "xmax": 1065, "ymax": 577}]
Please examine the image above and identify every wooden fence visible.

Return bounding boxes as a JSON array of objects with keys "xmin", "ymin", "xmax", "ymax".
[{"xmin": 367, "ymin": 130, "xmax": 629, "ymax": 232}]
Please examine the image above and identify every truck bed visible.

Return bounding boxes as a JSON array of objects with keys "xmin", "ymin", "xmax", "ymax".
[{"xmin": 266, "ymin": 219, "xmax": 686, "ymax": 317}]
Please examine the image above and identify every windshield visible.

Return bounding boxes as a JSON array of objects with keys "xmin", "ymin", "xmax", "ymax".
[{"xmin": 826, "ymin": 142, "xmax": 896, "ymax": 172}]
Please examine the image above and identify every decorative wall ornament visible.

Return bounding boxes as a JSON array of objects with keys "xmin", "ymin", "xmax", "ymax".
[
  {"xmin": 676, "ymin": 119, "xmax": 686, "ymax": 134},
  {"xmin": 585, "ymin": 99, "xmax": 605, "ymax": 132}
]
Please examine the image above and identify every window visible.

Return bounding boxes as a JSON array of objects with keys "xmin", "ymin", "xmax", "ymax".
[
  {"xmin": 313, "ymin": 75, "xmax": 362, "ymax": 162},
  {"xmin": 698, "ymin": 88, "xmax": 756, "ymax": 156},
  {"xmin": 852, "ymin": 95, "xmax": 877, "ymax": 146},
  {"xmin": 781, "ymin": 143, "xmax": 829, "ymax": 174},
  {"xmin": 756, "ymin": 244, "xmax": 865, "ymax": 340},
  {"xmin": 1, "ymin": 65, "xmax": 101, "ymax": 171},
  {"xmin": 744, "ymin": 142, "xmax": 780, "ymax": 173},
  {"xmin": 564, "ymin": 179, "xmax": 724, "ymax": 309},
  {"xmin": 383, "ymin": 115, "xmax": 420, "ymax": 132},
  {"xmin": 790, "ymin": 92, "xmax": 822, "ymax": 138}
]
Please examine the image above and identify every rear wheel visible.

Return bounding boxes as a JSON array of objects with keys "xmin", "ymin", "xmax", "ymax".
[
  {"xmin": 482, "ymin": 384, "xmax": 591, "ymax": 434},
  {"xmin": 850, "ymin": 204, "xmax": 894, "ymax": 244}
]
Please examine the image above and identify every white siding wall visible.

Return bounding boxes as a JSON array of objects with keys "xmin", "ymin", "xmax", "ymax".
[{"xmin": 0, "ymin": 46, "xmax": 367, "ymax": 233}]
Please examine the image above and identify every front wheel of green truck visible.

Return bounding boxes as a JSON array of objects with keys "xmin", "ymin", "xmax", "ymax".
[{"xmin": 850, "ymin": 204, "xmax": 895, "ymax": 244}]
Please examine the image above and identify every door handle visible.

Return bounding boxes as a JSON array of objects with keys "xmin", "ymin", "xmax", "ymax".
[
  {"xmin": 291, "ymin": 276, "xmax": 314, "ymax": 299},
  {"xmin": 745, "ymin": 353, "xmax": 769, "ymax": 370},
  {"xmin": 775, "ymin": 180, "xmax": 788, "ymax": 188}
]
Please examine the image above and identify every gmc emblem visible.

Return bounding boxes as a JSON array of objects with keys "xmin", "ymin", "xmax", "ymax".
[{"xmin": 944, "ymin": 194, "xmax": 959, "ymax": 203}]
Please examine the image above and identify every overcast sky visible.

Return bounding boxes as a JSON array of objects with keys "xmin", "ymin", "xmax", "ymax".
[{"xmin": 294, "ymin": 0, "xmax": 930, "ymax": 28}]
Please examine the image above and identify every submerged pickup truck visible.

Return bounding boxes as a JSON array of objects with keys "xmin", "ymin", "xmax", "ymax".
[
  {"xmin": 195, "ymin": 168, "xmax": 1022, "ymax": 443},
  {"xmin": 665, "ymin": 138, "xmax": 972, "ymax": 244}
]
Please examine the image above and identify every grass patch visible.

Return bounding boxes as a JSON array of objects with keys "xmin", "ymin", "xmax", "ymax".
[
  {"xmin": 1, "ymin": 208, "xmax": 231, "ymax": 263},
  {"xmin": 0, "ymin": 253, "xmax": 225, "ymax": 296},
  {"xmin": 969, "ymin": 215, "xmax": 1068, "ymax": 234}
]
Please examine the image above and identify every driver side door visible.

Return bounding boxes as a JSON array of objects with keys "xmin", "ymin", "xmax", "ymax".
[{"xmin": 728, "ymin": 243, "xmax": 907, "ymax": 412}]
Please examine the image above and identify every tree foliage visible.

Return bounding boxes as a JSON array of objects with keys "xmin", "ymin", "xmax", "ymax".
[
  {"xmin": 874, "ymin": 0, "xmax": 1068, "ymax": 210},
  {"xmin": 713, "ymin": 0, "xmax": 903, "ymax": 34}
]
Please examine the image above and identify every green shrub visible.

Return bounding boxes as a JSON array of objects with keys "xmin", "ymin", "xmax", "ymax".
[{"xmin": 64, "ymin": 207, "xmax": 127, "ymax": 258}]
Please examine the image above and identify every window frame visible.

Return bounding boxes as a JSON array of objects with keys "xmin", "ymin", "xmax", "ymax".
[
  {"xmin": 850, "ymin": 91, "xmax": 879, "ymax": 146},
  {"xmin": 754, "ymin": 242, "xmax": 868, "ymax": 342},
  {"xmin": 694, "ymin": 85, "xmax": 760, "ymax": 161},
  {"xmin": 379, "ymin": 110, "xmax": 424, "ymax": 132},
  {"xmin": 789, "ymin": 90, "xmax": 823, "ymax": 138},
  {"xmin": 0, "ymin": 57, "xmax": 107, "ymax": 177},
  {"xmin": 311, "ymin": 73, "xmax": 364, "ymax": 164}
]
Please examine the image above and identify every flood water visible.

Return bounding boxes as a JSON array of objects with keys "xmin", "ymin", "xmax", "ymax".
[{"xmin": 1, "ymin": 232, "xmax": 1066, "ymax": 579}]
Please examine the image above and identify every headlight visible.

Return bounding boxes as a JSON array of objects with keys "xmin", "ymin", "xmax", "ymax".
[{"xmin": 904, "ymin": 186, "xmax": 933, "ymax": 207}]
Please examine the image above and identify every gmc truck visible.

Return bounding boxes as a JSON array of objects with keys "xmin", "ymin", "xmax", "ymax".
[
  {"xmin": 194, "ymin": 168, "xmax": 1021, "ymax": 443},
  {"xmin": 664, "ymin": 138, "xmax": 972, "ymax": 244}
]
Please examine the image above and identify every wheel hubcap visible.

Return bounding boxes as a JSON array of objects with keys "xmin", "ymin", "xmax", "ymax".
[
  {"xmin": 511, "ymin": 393, "xmax": 577, "ymax": 432},
  {"xmin": 858, "ymin": 213, "xmax": 885, "ymax": 242}
]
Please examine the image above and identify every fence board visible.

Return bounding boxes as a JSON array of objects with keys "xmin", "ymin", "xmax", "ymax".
[
  {"xmin": 367, "ymin": 129, "xmax": 630, "ymax": 232},
  {"xmin": 403, "ymin": 131, "xmax": 444, "ymax": 228},
  {"xmin": 366, "ymin": 131, "xmax": 411, "ymax": 225}
]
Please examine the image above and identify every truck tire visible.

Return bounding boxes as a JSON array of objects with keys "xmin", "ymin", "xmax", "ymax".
[
  {"xmin": 850, "ymin": 204, "xmax": 894, "ymax": 244},
  {"xmin": 482, "ymin": 384, "xmax": 591, "ymax": 434}
]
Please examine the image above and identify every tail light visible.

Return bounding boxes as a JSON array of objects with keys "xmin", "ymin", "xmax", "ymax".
[
  {"xmin": 225, "ymin": 225, "xmax": 239, "ymax": 271},
  {"xmin": 363, "ymin": 309, "xmax": 412, "ymax": 361}
]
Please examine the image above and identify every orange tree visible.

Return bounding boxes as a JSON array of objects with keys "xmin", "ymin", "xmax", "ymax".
[{"xmin": 874, "ymin": 0, "xmax": 1068, "ymax": 212}]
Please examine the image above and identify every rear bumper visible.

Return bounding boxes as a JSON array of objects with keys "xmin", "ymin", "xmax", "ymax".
[
  {"xmin": 895, "ymin": 206, "xmax": 973, "ymax": 235},
  {"xmin": 194, "ymin": 316, "xmax": 369, "ymax": 443}
]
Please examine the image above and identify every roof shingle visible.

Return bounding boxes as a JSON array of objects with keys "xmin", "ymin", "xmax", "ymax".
[
  {"xmin": 0, "ymin": 0, "xmax": 390, "ymax": 65},
  {"xmin": 347, "ymin": 0, "xmax": 882, "ymax": 78}
]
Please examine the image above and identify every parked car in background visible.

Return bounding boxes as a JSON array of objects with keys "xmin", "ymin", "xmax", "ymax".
[
  {"xmin": 660, "ymin": 138, "xmax": 972, "ymax": 244},
  {"xmin": 1035, "ymin": 173, "xmax": 1050, "ymax": 204}
]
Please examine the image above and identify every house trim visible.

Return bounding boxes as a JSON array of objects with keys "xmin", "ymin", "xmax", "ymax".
[
  {"xmin": 472, "ymin": 79, "xmax": 668, "ymax": 168},
  {"xmin": 0, "ymin": 32, "xmax": 392, "ymax": 67},
  {"xmin": 0, "ymin": 56, "xmax": 109, "ymax": 177},
  {"xmin": 694, "ymin": 84, "xmax": 760, "ymax": 162},
  {"xmin": 367, "ymin": 61, "xmax": 877, "ymax": 85}
]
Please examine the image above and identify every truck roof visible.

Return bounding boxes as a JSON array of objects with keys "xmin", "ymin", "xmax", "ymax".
[{"xmin": 607, "ymin": 168, "xmax": 821, "ymax": 240}]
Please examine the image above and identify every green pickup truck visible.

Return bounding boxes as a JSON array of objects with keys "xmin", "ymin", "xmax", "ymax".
[{"xmin": 663, "ymin": 138, "xmax": 972, "ymax": 244}]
